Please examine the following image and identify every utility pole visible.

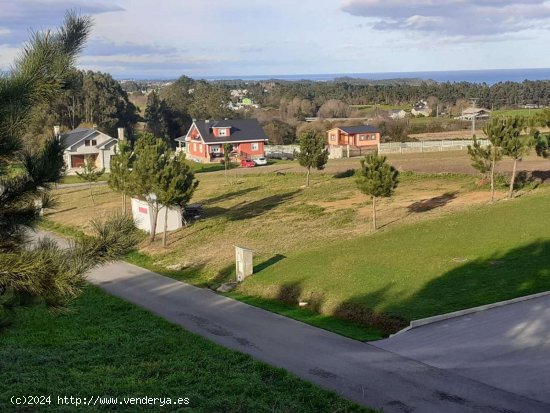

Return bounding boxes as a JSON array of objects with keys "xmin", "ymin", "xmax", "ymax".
[{"xmin": 469, "ymin": 98, "xmax": 479, "ymax": 137}]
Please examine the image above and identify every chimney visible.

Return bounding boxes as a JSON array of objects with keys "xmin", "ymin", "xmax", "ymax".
[
  {"xmin": 53, "ymin": 125, "xmax": 60, "ymax": 137},
  {"xmin": 92, "ymin": 124, "xmax": 97, "ymax": 130},
  {"xmin": 117, "ymin": 127, "xmax": 125, "ymax": 141}
]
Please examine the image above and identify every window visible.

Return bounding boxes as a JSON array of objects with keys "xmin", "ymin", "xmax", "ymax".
[
  {"xmin": 85, "ymin": 139, "xmax": 97, "ymax": 146},
  {"xmin": 359, "ymin": 134, "xmax": 375, "ymax": 141},
  {"xmin": 330, "ymin": 134, "xmax": 336, "ymax": 141},
  {"xmin": 193, "ymin": 143, "xmax": 198, "ymax": 152},
  {"xmin": 211, "ymin": 145, "xmax": 221, "ymax": 153},
  {"xmin": 218, "ymin": 128, "xmax": 227, "ymax": 137},
  {"xmin": 251, "ymin": 143, "xmax": 259, "ymax": 151}
]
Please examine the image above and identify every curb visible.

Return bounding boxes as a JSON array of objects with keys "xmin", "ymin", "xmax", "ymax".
[{"xmin": 389, "ymin": 290, "xmax": 550, "ymax": 337}]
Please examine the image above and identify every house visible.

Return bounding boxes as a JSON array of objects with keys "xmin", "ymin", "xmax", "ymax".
[
  {"xmin": 176, "ymin": 119, "xmax": 268, "ymax": 163},
  {"xmin": 326, "ymin": 125, "xmax": 381, "ymax": 148},
  {"xmin": 57, "ymin": 126, "xmax": 123, "ymax": 174},
  {"xmin": 388, "ymin": 109, "xmax": 407, "ymax": 119},
  {"xmin": 458, "ymin": 107, "xmax": 491, "ymax": 120},
  {"xmin": 411, "ymin": 100, "xmax": 431, "ymax": 117}
]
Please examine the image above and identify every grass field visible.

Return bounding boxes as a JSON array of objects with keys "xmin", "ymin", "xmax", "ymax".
[
  {"xmin": 0, "ymin": 286, "xmax": 371, "ymax": 413},
  {"xmin": 492, "ymin": 108, "xmax": 544, "ymax": 118},
  {"xmin": 42, "ymin": 162, "xmax": 550, "ymax": 337},
  {"xmin": 239, "ymin": 186, "xmax": 550, "ymax": 332}
]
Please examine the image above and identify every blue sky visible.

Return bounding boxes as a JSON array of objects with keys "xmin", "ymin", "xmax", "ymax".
[{"xmin": 1, "ymin": 0, "xmax": 550, "ymax": 79}]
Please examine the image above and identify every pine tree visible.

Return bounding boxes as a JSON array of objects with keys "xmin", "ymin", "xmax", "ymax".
[
  {"xmin": 0, "ymin": 12, "xmax": 139, "ymax": 329},
  {"xmin": 467, "ymin": 135, "xmax": 500, "ymax": 184},
  {"xmin": 356, "ymin": 154, "xmax": 399, "ymax": 230},
  {"xmin": 500, "ymin": 116, "xmax": 529, "ymax": 198},
  {"xmin": 483, "ymin": 118, "xmax": 508, "ymax": 201},
  {"xmin": 130, "ymin": 133, "xmax": 169, "ymax": 242},
  {"xmin": 156, "ymin": 152, "xmax": 199, "ymax": 247},
  {"xmin": 108, "ymin": 140, "xmax": 133, "ymax": 212},
  {"xmin": 223, "ymin": 142, "xmax": 232, "ymax": 180},
  {"xmin": 75, "ymin": 156, "xmax": 104, "ymax": 206},
  {"xmin": 296, "ymin": 129, "xmax": 328, "ymax": 187}
]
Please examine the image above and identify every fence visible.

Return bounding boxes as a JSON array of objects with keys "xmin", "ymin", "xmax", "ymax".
[
  {"xmin": 379, "ymin": 139, "xmax": 489, "ymax": 154},
  {"xmin": 265, "ymin": 139, "xmax": 489, "ymax": 159}
]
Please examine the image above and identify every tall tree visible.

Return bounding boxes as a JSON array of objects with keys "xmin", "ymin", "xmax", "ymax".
[
  {"xmin": 75, "ymin": 156, "xmax": 105, "ymax": 206},
  {"xmin": 156, "ymin": 152, "xmax": 199, "ymax": 247},
  {"xmin": 296, "ymin": 129, "xmax": 329, "ymax": 187},
  {"xmin": 467, "ymin": 136, "xmax": 496, "ymax": 183},
  {"xmin": 356, "ymin": 154, "xmax": 399, "ymax": 230},
  {"xmin": 500, "ymin": 116, "xmax": 529, "ymax": 198},
  {"xmin": 130, "ymin": 133, "xmax": 168, "ymax": 242},
  {"xmin": 223, "ymin": 142, "xmax": 232, "ymax": 180},
  {"xmin": 108, "ymin": 140, "xmax": 133, "ymax": 212},
  {"xmin": 483, "ymin": 117, "xmax": 508, "ymax": 202},
  {"xmin": 534, "ymin": 130, "xmax": 549, "ymax": 159}
]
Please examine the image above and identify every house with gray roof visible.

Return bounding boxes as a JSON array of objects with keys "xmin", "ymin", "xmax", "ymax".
[
  {"xmin": 176, "ymin": 119, "xmax": 268, "ymax": 163},
  {"xmin": 56, "ymin": 126, "xmax": 123, "ymax": 174}
]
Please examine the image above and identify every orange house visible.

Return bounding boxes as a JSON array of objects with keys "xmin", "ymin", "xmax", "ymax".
[
  {"xmin": 176, "ymin": 119, "xmax": 268, "ymax": 163},
  {"xmin": 327, "ymin": 125, "xmax": 381, "ymax": 148}
]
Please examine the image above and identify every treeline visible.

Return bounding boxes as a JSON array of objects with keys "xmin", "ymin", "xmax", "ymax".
[
  {"xmin": 27, "ymin": 70, "xmax": 139, "ymax": 143},
  {"xmin": 256, "ymin": 80, "xmax": 550, "ymax": 109}
]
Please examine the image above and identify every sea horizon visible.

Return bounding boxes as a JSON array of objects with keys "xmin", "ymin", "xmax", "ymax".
[
  {"xmin": 198, "ymin": 68, "xmax": 550, "ymax": 85},
  {"xmin": 117, "ymin": 67, "xmax": 550, "ymax": 85}
]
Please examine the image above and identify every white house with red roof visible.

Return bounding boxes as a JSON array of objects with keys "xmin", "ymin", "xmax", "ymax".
[{"xmin": 176, "ymin": 119, "xmax": 268, "ymax": 163}]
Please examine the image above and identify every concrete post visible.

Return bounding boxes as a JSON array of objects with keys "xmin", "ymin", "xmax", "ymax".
[{"xmin": 235, "ymin": 246, "xmax": 254, "ymax": 282}]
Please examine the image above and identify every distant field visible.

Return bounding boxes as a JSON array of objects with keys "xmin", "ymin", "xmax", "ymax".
[
  {"xmin": 493, "ymin": 108, "xmax": 544, "ymax": 118},
  {"xmin": 0, "ymin": 286, "xmax": 370, "ymax": 412}
]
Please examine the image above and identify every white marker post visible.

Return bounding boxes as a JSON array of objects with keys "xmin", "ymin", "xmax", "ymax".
[{"xmin": 235, "ymin": 246, "xmax": 254, "ymax": 282}]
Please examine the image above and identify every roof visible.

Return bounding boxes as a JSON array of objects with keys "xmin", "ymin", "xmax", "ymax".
[
  {"xmin": 59, "ymin": 127, "xmax": 115, "ymax": 149},
  {"xmin": 337, "ymin": 125, "xmax": 380, "ymax": 134},
  {"xmin": 462, "ymin": 107, "xmax": 491, "ymax": 115},
  {"xmin": 181, "ymin": 119, "xmax": 268, "ymax": 144}
]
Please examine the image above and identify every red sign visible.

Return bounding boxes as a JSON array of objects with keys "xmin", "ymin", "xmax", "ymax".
[{"xmin": 138, "ymin": 206, "xmax": 148, "ymax": 214}]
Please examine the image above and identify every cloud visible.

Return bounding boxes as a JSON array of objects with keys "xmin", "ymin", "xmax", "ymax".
[
  {"xmin": 0, "ymin": 0, "xmax": 123, "ymax": 44},
  {"xmin": 341, "ymin": 0, "xmax": 550, "ymax": 40}
]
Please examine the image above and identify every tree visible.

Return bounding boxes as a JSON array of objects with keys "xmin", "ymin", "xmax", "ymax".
[
  {"xmin": 223, "ymin": 142, "xmax": 233, "ymax": 179},
  {"xmin": 156, "ymin": 152, "xmax": 199, "ymax": 247},
  {"xmin": 262, "ymin": 119, "xmax": 295, "ymax": 144},
  {"xmin": 356, "ymin": 154, "xmax": 399, "ymax": 230},
  {"xmin": 317, "ymin": 99, "xmax": 350, "ymax": 118},
  {"xmin": 500, "ymin": 116, "xmax": 529, "ymax": 198},
  {"xmin": 0, "ymin": 12, "xmax": 138, "ymax": 329},
  {"xmin": 483, "ymin": 117, "xmax": 508, "ymax": 202},
  {"xmin": 75, "ymin": 156, "xmax": 104, "ymax": 206},
  {"xmin": 108, "ymin": 140, "xmax": 133, "ymax": 212},
  {"xmin": 534, "ymin": 130, "xmax": 549, "ymax": 159},
  {"xmin": 296, "ymin": 129, "xmax": 328, "ymax": 187},
  {"xmin": 467, "ymin": 136, "xmax": 497, "ymax": 183},
  {"xmin": 129, "ymin": 133, "xmax": 168, "ymax": 242}
]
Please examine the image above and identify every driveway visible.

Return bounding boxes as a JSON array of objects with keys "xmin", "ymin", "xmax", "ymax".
[
  {"xmin": 82, "ymin": 260, "xmax": 548, "ymax": 413},
  {"xmin": 373, "ymin": 294, "xmax": 550, "ymax": 405}
]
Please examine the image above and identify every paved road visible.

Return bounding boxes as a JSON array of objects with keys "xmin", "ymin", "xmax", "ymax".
[
  {"xmin": 80, "ymin": 260, "xmax": 548, "ymax": 413},
  {"xmin": 373, "ymin": 294, "xmax": 550, "ymax": 405}
]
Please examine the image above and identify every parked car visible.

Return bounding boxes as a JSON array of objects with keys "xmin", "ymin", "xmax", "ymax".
[
  {"xmin": 240, "ymin": 159, "xmax": 256, "ymax": 168},
  {"xmin": 253, "ymin": 157, "xmax": 267, "ymax": 166}
]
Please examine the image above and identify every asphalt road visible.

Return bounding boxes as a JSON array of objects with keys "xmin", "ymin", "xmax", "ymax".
[
  {"xmin": 373, "ymin": 294, "xmax": 550, "ymax": 405},
  {"xmin": 80, "ymin": 260, "xmax": 548, "ymax": 413}
]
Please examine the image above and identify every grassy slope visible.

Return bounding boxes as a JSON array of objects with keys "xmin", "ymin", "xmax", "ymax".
[
  {"xmin": 239, "ymin": 187, "xmax": 550, "ymax": 330},
  {"xmin": 0, "ymin": 286, "xmax": 372, "ymax": 413}
]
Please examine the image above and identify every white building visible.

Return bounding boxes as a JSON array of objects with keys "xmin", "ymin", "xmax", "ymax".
[{"xmin": 57, "ymin": 126, "xmax": 123, "ymax": 174}]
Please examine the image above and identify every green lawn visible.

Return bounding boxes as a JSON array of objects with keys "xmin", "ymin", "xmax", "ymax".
[
  {"xmin": 238, "ymin": 187, "xmax": 550, "ymax": 334},
  {"xmin": 60, "ymin": 174, "xmax": 110, "ymax": 184},
  {"xmin": 0, "ymin": 286, "xmax": 372, "ymax": 413}
]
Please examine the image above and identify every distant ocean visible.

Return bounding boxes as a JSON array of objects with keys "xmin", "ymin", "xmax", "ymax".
[{"xmin": 202, "ymin": 68, "xmax": 550, "ymax": 85}]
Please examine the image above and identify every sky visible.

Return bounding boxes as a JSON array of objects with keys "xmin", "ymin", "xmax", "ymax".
[{"xmin": 1, "ymin": 0, "xmax": 550, "ymax": 79}]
